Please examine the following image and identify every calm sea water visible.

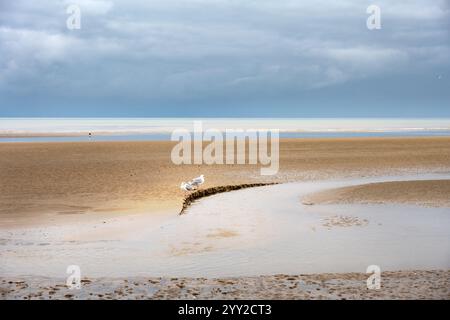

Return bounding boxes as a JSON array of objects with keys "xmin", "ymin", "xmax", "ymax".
[{"xmin": 1, "ymin": 118, "xmax": 450, "ymax": 142}]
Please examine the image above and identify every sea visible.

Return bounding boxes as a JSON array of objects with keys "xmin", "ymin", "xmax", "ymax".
[{"xmin": 1, "ymin": 118, "xmax": 450, "ymax": 142}]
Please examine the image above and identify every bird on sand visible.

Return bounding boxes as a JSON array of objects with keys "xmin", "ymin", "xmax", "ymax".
[
  {"xmin": 180, "ymin": 182, "xmax": 194, "ymax": 192},
  {"xmin": 180, "ymin": 175, "xmax": 205, "ymax": 192},
  {"xmin": 190, "ymin": 174, "xmax": 205, "ymax": 187}
]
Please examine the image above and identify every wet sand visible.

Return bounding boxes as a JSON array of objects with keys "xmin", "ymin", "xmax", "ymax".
[
  {"xmin": 2, "ymin": 270, "xmax": 449, "ymax": 300},
  {"xmin": 1, "ymin": 174, "xmax": 449, "ymax": 279},
  {"xmin": 1, "ymin": 137, "xmax": 450, "ymax": 300},
  {"xmin": 1, "ymin": 137, "xmax": 450, "ymax": 227},
  {"xmin": 302, "ymin": 180, "xmax": 450, "ymax": 207}
]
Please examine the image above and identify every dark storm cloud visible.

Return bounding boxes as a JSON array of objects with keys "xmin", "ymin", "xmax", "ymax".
[{"xmin": 0, "ymin": 0, "xmax": 449, "ymax": 116}]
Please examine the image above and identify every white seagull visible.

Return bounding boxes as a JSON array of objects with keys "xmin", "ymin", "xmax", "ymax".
[
  {"xmin": 189, "ymin": 174, "xmax": 205, "ymax": 189},
  {"xmin": 180, "ymin": 175, "xmax": 205, "ymax": 192},
  {"xmin": 180, "ymin": 181, "xmax": 194, "ymax": 192}
]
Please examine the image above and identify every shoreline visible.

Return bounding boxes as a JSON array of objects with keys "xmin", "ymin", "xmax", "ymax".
[
  {"xmin": 1, "ymin": 134, "xmax": 450, "ymax": 143},
  {"xmin": 2, "ymin": 135, "xmax": 450, "ymax": 143},
  {"xmin": 1, "ymin": 174, "xmax": 449, "ymax": 279}
]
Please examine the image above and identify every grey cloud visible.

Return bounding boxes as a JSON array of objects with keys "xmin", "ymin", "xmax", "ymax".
[{"xmin": 0, "ymin": 0, "xmax": 449, "ymax": 108}]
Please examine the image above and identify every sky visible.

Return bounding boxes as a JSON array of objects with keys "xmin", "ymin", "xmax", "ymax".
[{"xmin": 0, "ymin": 0, "xmax": 449, "ymax": 117}]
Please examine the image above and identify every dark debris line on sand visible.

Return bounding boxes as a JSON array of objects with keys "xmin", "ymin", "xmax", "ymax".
[{"xmin": 180, "ymin": 183, "xmax": 279, "ymax": 215}]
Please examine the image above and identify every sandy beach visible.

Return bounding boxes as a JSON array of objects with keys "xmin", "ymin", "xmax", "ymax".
[
  {"xmin": 1, "ymin": 137, "xmax": 450, "ymax": 226},
  {"xmin": 3, "ymin": 0, "xmax": 450, "ymax": 303},
  {"xmin": 302, "ymin": 180, "xmax": 450, "ymax": 207},
  {"xmin": 1, "ymin": 137, "xmax": 450, "ymax": 299}
]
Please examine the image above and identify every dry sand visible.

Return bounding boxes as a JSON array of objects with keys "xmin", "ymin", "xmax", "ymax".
[
  {"xmin": 1, "ymin": 137, "xmax": 450, "ymax": 226},
  {"xmin": 302, "ymin": 180, "xmax": 450, "ymax": 207}
]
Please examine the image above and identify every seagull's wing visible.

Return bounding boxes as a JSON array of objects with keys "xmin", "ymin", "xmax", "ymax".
[
  {"xmin": 192, "ymin": 175, "xmax": 205, "ymax": 184},
  {"xmin": 181, "ymin": 182, "xmax": 193, "ymax": 191}
]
